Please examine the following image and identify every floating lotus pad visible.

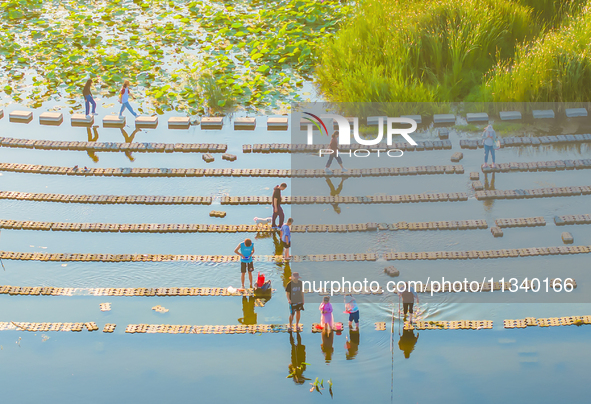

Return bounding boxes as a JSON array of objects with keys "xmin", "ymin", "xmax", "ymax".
[
  {"xmin": 9, "ymin": 110, "xmax": 32, "ymax": 123},
  {"xmin": 39, "ymin": 112, "xmax": 63, "ymax": 126},
  {"xmin": 135, "ymin": 116, "xmax": 158, "ymax": 129},
  {"xmin": 168, "ymin": 117, "xmax": 191, "ymax": 129}
]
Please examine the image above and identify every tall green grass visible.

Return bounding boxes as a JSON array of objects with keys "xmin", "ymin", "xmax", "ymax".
[
  {"xmin": 315, "ymin": 0, "xmax": 538, "ymax": 104},
  {"xmin": 484, "ymin": 4, "xmax": 591, "ymax": 102},
  {"xmin": 515, "ymin": 0, "xmax": 587, "ymax": 28}
]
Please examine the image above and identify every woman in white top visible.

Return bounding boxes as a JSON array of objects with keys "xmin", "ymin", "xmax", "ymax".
[
  {"xmin": 482, "ymin": 124, "xmax": 497, "ymax": 168},
  {"xmin": 119, "ymin": 80, "xmax": 138, "ymax": 118}
]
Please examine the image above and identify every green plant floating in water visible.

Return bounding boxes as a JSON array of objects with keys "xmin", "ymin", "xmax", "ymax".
[{"xmin": 0, "ymin": 0, "xmax": 351, "ymax": 114}]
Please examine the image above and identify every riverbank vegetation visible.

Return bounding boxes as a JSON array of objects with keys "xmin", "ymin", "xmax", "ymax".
[{"xmin": 316, "ymin": 0, "xmax": 591, "ymax": 104}]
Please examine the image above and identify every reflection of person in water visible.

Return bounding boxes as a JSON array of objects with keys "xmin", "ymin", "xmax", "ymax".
[
  {"xmin": 86, "ymin": 125, "xmax": 99, "ymax": 163},
  {"xmin": 321, "ymin": 329, "xmax": 334, "ymax": 363},
  {"xmin": 482, "ymin": 172, "xmax": 496, "ymax": 212},
  {"xmin": 398, "ymin": 329, "xmax": 419, "ymax": 359},
  {"xmin": 288, "ymin": 332, "xmax": 309, "ymax": 385},
  {"xmin": 238, "ymin": 296, "xmax": 257, "ymax": 325},
  {"xmin": 345, "ymin": 330, "xmax": 360, "ymax": 360},
  {"xmin": 282, "ymin": 262, "xmax": 292, "ymax": 288},
  {"xmin": 121, "ymin": 127, "xmax": 141, "ymax": 162},
  {"xmin": 483, "ymin": 172, "xmax": 496, "ymax": 190},
  {"xmin": 326, "ymin": 177, "xmax": 346, "ymax": 214}
]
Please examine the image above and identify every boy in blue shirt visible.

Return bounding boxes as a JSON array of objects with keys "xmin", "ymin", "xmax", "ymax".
[
  {"xmin": 234, "ymin": 238, "xmax": 255, "ymax": 289},
  {"xmin": 280, "ymin": 218, "xmax": 293, "ymax": 259}
]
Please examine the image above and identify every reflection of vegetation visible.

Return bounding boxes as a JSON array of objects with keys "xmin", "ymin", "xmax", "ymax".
[
  {"xmin": 199, "ymin": 74, "xmax": 235, "ymax": 113},
  {"xmin": 0, "ymin": 0, "xmax": 350, "ymax": 112}
]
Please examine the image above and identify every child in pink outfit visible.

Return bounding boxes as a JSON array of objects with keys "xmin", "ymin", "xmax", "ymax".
[{"xmin": 319, "ymin": 296, "xmax": 334, "ymax": 333}]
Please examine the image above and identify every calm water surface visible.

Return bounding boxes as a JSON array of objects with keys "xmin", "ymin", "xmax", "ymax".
[{"xmin": 1, "ymin": 102, "xmax": 591, "ymax": 403}]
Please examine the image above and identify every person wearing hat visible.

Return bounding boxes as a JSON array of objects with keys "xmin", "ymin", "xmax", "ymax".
[{"xmin": 286, "ymin": 272, "xmax": 304, "ymax": 331}]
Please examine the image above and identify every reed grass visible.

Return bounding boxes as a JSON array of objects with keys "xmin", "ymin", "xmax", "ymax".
[
  {"xmin": 315, "ymin": 0, "xmax": 539, "ymax": 104},
  {"xmin": 484, "ymin": 4, "xmax": 591, "ymax": 102}
]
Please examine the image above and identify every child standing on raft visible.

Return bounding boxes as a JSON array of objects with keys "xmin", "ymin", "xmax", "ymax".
[
  {"xmin": 345, "ymin": 294, "xmax": 360, "ymax": 331},
  {"xmin": 319, "ymin": 296, "xmax": 334, "ymax": 334}
]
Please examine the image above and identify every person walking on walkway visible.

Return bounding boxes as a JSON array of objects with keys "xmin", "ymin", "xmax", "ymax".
[
  {"xmin": 272, "ymin": 183, "xmax": 287, "ymax": 229},
  {"xmin": 119, "ymin": 80, "xmax": 138, "ymax": 118},
  {"xmin": 397, "ymin": 282, "xmax": 419, "ymax": 323},
  {"xmin": 234, "ymin": 238, "xmax": 255, "ymax": 289},
  {"xmin": 482, "ymin": 124, "xmax": 497, "ymax": 168},
  {"xmin": 325, "ymin": 131, "xmax": 347, "ymax": 174},
  {"xmin": 83, "ymin": 79, "xmax": 97, "ymax": 119},
  {"xmin": 280, "ymin": 217, "xmax": 293, "ymax": 259},
  {"xmin": 286, "ymin": 272, "xmax": 304, "ymax": 331}
]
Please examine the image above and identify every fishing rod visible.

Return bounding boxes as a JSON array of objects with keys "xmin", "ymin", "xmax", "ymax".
[
  {"xmin": 390, "ymin": 301, "xmax": 395, "ymax": 403},
  {"xmin": 0, "ymin": 231, "xmax": 5, "ymax": 271}
]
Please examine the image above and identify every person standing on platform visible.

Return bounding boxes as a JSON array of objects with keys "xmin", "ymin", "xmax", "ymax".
[
  {"xmin": 234, "ymin": 238, "xmax": 255, "ymax": 289},
  {"xmin": 272, "ymin": 182, "xmax": 287, "ymax": 229},
  {"xmin": 286, "ymin": 272, "xmax": 304, "ymax": 331},
  {"xmin": 482, "ymin": 124, "xmax": 497, "ymax": 168},
  {"xmin": 280, "ymin": 217, "xmax": 293, "ymax": 259},
  {"xmin": 83, "ymin": 79, "xmax": 98, "ymax": 119}
]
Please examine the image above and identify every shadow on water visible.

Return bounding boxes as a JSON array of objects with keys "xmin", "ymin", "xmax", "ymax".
[
  {"xmin": 84, "ymin": 126, "xmax": 143, "ymax": 163},
  {"xmin": 482, "ymin": 172, "xmax": 496, "ymax": 212},
  {"xmin": 238, "ymin": 296, "xmax": 258, "ymax": 325},
  {"xmin": 326, "ymin": 177, "xmax": 347, "ymax": 214},
  {"xmin": 398, "ymin": 329, "xmax": 419, "ymax": 359},
  {"xmin": 86, "ymin": 126, "xmax": 99, "ymax": 163},
  {"xmin": 345, "ymin": 329, "xmax": 360, "ymax": 360},
  {"xmin": 321, "ymin": 330, "xmax": 335, "ymax": 363},
  {"xmin": 288, "ymin": 332, "xmax": 309, "ymax": 385},
  {"xmin": 121, "ymin": 127, "xmax": 141, "ymax": 162}
]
